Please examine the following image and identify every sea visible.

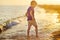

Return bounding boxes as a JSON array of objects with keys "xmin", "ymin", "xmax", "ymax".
[{"xmin": 0, "ymin": 5, "xmax": 60, "ymax": 40}]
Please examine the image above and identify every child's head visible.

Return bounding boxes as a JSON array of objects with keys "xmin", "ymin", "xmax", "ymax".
[{"xmin": 31, "ymin": 1, "xmax": 37, "ymax": 8}]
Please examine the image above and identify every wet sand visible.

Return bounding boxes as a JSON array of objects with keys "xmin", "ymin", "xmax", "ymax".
[
  {"xmin": 0, "ymin": 32, "xmax": 52, "ymax": 40},
  {"xmin": 0, "ymin": 24, "xmax": 55, "ymax": 40},
  {"xmin": 0, "ymin": 14, "xmax": 60, "ymax": 40},
  {"xmin": 0, "ymin": 19, "xmax": 60, "ymax": 40}
]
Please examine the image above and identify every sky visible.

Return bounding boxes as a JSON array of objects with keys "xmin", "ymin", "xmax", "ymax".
[{"xmin": 0, "ymin": 0, "xmax": 60, "ymax": 6}]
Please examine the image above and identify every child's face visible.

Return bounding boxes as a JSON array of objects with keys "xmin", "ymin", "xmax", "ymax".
[{"xmin": 31, "ymin": 2, "xmax": 37, "ymax": 8}]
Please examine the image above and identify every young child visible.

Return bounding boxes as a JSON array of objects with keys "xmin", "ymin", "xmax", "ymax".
[{"xmin": 26, "ymin": 1, "xmax": 38, "ymax": 37}]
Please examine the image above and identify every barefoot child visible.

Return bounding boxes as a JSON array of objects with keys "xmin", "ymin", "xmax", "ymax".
[{"xmin": 26, "ymin": 1, "xmax": 38, "ymax": 37}]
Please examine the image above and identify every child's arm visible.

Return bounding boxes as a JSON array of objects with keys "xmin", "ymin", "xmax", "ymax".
[{"xmin": 30, "ymin": 11, "xmax": 34, "ymax": 20}]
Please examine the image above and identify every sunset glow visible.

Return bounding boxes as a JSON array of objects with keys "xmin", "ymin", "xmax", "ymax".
[{"xmin": 0, "ymin": 0, "xmax": 60, "ymax": 5}]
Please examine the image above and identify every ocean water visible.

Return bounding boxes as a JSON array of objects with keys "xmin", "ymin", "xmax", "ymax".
[
  {"xmin": 0, "ymin": 6, "xmax": 60, "ymax": 40},
  {"xmin": 0, "ymin": 5, "xmax": 58, "ymax": 29},
  {"xmin": 0, "ymin": 5, "xmax": 58, "ymax": 28},
  {"xmin": 0, "ymin": 6, "xmax": 28, "ymax": 24}
]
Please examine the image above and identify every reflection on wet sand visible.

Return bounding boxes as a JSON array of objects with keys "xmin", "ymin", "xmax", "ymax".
[{"xmin": 27, "ymin": 36, "xmax": 40, "ymax": 40}]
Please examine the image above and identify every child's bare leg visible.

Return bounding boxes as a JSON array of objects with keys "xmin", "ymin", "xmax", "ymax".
[
  {"xmin": 27, "ymin": 21, "xmax": 32, "ymax": 37},
  {"xmin": 33, "ymin": 20, "xmax": 38, "ymax": 37},
  {"xmin": 35, "ymin": 25, "xmax": 38, "ymax": 37},
  {"xmin": 27, "ymin": 26, "xmax": 31, "ymax": 37}
]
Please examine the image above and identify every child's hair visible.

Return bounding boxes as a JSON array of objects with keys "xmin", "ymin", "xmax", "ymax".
[{"xmin": 31, "ymin": 1, "xmax": 37, "ymax": 5}]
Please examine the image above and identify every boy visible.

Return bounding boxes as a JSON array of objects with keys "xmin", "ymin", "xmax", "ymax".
[{"xmin": 26, "ymin": 1, "xmax": 38, "ymax": 37}]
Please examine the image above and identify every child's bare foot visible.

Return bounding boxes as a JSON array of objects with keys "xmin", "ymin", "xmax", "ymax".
[
  {"xmin": 27, "ymin": 35, "xmax": 30, "ymax": 39},
  {"xmin": 36, "ymin": 35, "xmax": 38, "ymax": 37},
  {"xmin": 27, "ymin": 35, "xmax": 30, "ymax": 37}
]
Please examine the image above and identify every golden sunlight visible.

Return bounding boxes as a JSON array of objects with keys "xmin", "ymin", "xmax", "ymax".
[{"xmin": 0, "ymin": 0, "xmax": 60, "ymax": 5}]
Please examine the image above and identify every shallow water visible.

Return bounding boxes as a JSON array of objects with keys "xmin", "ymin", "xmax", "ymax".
[{"xmin": 0, "ymin": 6, "xmax": 60, "ymax": 40}]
